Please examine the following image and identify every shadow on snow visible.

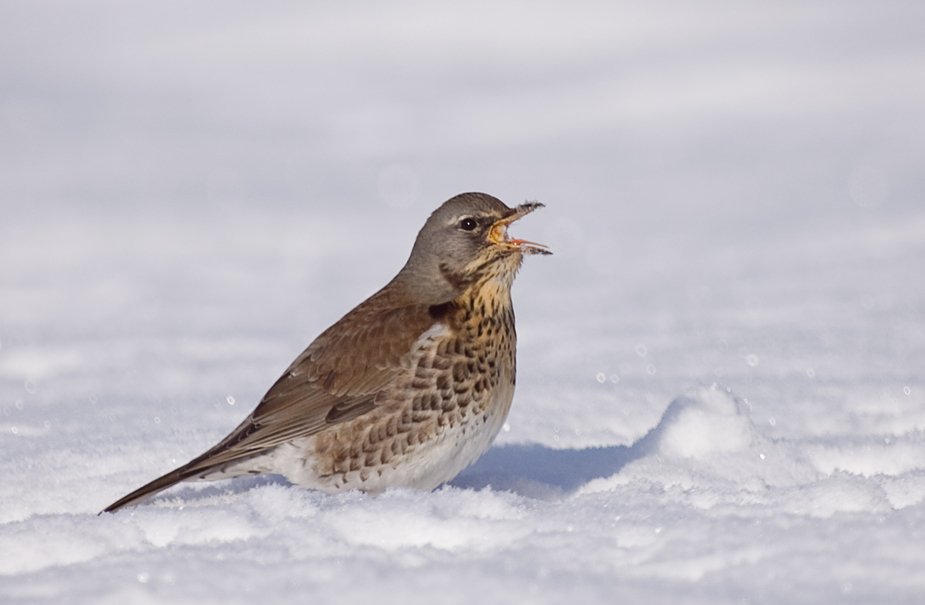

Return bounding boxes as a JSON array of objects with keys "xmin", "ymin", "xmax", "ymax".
[{"xmin": 130, "ymin": 393, "xmax": 712, "ymax": 507}]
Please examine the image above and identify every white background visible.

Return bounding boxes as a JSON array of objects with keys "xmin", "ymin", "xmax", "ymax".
[{"xmin": 2, "ymin": 1, "xmax": 924, "ymax": 603}]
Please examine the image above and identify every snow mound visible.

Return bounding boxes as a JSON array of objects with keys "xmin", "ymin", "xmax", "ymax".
[
  {"xmin": 578, "ymin": 384, "xmax": 820, "ymax": 496},
  {"xmin": 575, "ymin": 385, "xmax": 925, "ymax": 518},
  {"xmin": 639, "ymin": 384, "xmax": 759, "ymax": 459}
]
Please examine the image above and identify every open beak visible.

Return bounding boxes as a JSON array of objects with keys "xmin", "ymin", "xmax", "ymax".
[{"xmin": 488, "ymin": 202, "xmax": 552, "ymax": 256}]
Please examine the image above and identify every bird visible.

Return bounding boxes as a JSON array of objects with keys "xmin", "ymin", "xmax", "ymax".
[{"xmin": 102, "ymin": 192, "xmax": 549, "ymax": 513}]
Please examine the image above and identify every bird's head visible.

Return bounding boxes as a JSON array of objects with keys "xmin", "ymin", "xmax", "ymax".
[{"xmin": 395, "ymin": 192, "xmax": 550, "ymax": 305}]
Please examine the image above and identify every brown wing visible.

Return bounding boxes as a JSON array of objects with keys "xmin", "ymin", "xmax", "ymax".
[
  {"xmin": 102, "ymin": 290, "xmax": 439, "ymax": 513},
  {"xmin": 199, "ymin": 302, "xmax": 435, "ymax": 464}
]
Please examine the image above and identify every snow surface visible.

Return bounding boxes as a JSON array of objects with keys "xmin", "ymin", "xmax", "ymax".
[{"xmin": 2, "ymin": 1, "xmax": 925, "ymax": 603}]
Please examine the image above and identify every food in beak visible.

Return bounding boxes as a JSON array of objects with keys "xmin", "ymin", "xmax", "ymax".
[{"xmin": 489, "ymin": 202, "xmax": 552, "ymax": 256}]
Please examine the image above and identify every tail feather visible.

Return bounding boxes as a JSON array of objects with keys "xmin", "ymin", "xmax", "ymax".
[
  {"xmin": 100, "ymin": 448, "xmax": 267, "ymax": 513},
  {"xmin": 100, "ymin": 466, "xmax": 196, "ymax": 514},
  {"xmin": 101, "ymin": 415, "xmax": 268, "ymax": 514}
]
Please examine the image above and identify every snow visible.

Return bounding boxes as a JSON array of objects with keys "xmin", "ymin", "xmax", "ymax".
[{"xmin": 2, "ymin": 1, "xmax": 925, "ymax": 603}]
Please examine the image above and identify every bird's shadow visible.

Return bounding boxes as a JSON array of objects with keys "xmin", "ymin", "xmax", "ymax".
[
  {"xmin": 145, "ymin": 440, "xmax": 643, "ymax": 507},
  {"xmin": 449, "ymin": 442, "xmax": 641, "ymax": 499},
  {"xmin": 450, "ymin": 394, "xmax": 697, "ymax": 499},
  {"xmin": 164, "ymin": 440, "xmax": 646, "ymax": 505},
  {"xmin": 162, "ymin": 442, "xmax": 644, "ymax": 506},
  {"xmin": 142, "ymin": 396, "xmax": 683, "ymax": 507}
]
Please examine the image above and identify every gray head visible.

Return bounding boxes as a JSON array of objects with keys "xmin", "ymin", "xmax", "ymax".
[{"xmin": 392, "ymin": 192, "xmax": 549, "ymax": 305}]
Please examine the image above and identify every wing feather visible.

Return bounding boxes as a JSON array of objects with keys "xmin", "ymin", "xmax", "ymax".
[
  {"xmin": 169, "ymin": 295, "xmax": 437, "ymax": 473},
  {"xmin": 102, "ymin": 288, "xmax": 443, "ymax": 512}
]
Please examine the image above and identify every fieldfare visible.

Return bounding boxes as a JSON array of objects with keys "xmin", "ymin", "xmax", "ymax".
[{"xmin": 103, "ymin": 192, "xmax": 549, "ymax": 513}]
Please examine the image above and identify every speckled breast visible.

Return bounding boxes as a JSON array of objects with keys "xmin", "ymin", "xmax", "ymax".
[{"xmin": 297, "ymin": 286, "xmax": 518, "ymax": 494}]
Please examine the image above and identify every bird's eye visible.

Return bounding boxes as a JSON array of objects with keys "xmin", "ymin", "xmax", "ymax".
[{"xmin": 459, "ymin": 217, "xmax": 478, "ymax": 231}]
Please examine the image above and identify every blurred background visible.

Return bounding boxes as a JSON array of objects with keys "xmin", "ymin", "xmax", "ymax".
[
  {"xmin": 3, "ymin": 4, "xmax": 925, "ymax": 598},
  {"xmin": 1, "ymin": 0, "xmax": 924, "ymax": 446}
]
